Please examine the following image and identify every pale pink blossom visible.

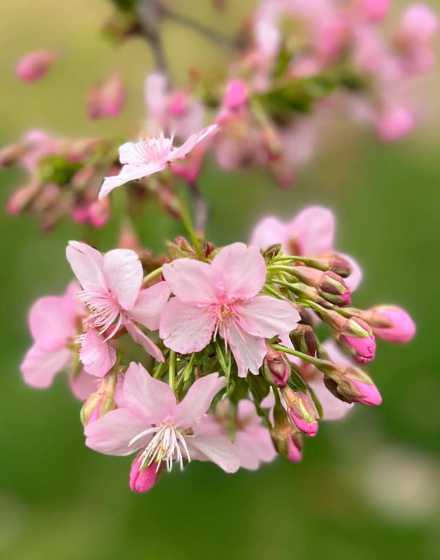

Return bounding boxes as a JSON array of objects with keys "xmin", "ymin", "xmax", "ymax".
[
  {"xmin": 356, "ymin": 0, "xmax": 391, "ymax": 23},
  {"xmin": 85, "ymin": 363, "xmax": 240, "ymax": 474},
  {"xmin": 16, "ymin": 50, "xmax": 56, "ymax": 82},
  {"xmin": 21, "ymin": 282, "xmax": 81, "ymax": 388},
  {"xmin": 99, "ymin": 125, "xmax": 218, "ymax": 199},
  {"xmin": 160, "ymin": 243, "xmax": 300, "ymax": 377},
  {"xmin": 87, "ymin": 73, "xmax": 125, "ymax": 120},
  {"xmin": 375, "ymin": 105, "xmax": 415, "ymax": 142},
  {"xmin": 66, "ymin": 241, "xmax": 170, "ymax": 363},
  {"xmin": 250, "ymin": 206, "xmax": 363, "ymax": 291}
]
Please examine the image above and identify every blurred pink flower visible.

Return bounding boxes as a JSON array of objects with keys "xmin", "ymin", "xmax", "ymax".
[
  {"xmin": 21, "ymin": 282, "xmax": 81, "ymax": 388},
  {"xmin": 15, "ymin": 50, "xmax": 56, "ymax": 82},
  {"xmin": 250, "ymin": 206, "xmax": 363, "ymax": 291},
  {"xmin": 99, "ymin": 125, "xmax": 218, "ymax": 199},
  {"xmin": 66, "ymin": 241, "xmax": 170, "ymax": 362},
  {"xmin": 160, "ymin": 242, "xmax": 300, "ymax": 377},
  {"xmin": 85, "ymin": 363, "xmax": 240, "ymax": 474},
  {"xmin": 87, "ymin": 73, "xmax": 125, "ymax": 120}
]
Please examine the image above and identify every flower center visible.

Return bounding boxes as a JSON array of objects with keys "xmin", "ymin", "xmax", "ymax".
[
  {"xmin": 142, "ymin": 135, "xmax": 174, "ymax": 162},
  {"xmin": 78, "ymin": 289, "xmax": 121, "ymax": 339},
  {"xmin": 130, "ymin": 423, "xmax": 192, "ymax": 473}
]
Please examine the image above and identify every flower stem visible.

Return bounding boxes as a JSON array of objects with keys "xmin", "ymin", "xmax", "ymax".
[
  {"xmin": 143, "ymin": 267, "xmax": 163, "ymax": 286},
  {"xmin": 271, "ymin": 344, "xmax": 333, "ymax": 371}
]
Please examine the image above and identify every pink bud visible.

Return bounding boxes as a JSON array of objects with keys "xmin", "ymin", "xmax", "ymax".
[
  {"xmin": 358, "ymin": 0, "xmax": 391, "ymax": 22},
  {"xmin": 376, "ymin": 105, "xmax": 415, "ymax": 142},
  {"xmin": 129, "ymin": 456, "xmax": 160, "ymax": 494},
  {"xmin": 168, "ymin": 91, "xmax": 188, "ymax": 117},
  {"xmin": 87, "ymin": 73, "xmax": 125, "ymax": 120},
  {"xmin": 339, "ymin": 318, "xmax": 376, "ymax": 364},
  {"xmin": 369, "ymin": 305, "xmax": 416, "ymax": 343},
  {"xmin": 287, "ymin": 435, "xmax": 303, "ymax": 463},
  {"xmin": 263, "ymin": 346, "xmax": 290, "ymax": 387},
  {"xmin": 283, "ymin": 387, "xmax": 319, "ymax": 437},
  {"xmin": 324, "ymin": 366, "xmax": 382, "ymax": 407},
  {"xmin": 223, "ymin": 79, "xmax": 248, "ymax": 111},
  {"xmin": 16, "ymin": 50, "xmax": 56, "ymax": 82},
  {"xmin": 350, "ymin": 377, "xmax": 383, "ymax": 406}
]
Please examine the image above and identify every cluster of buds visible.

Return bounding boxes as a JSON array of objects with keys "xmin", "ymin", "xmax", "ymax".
[{"xmin": 20, "ymin": 205, "xmax": 416, "ymax": 493}]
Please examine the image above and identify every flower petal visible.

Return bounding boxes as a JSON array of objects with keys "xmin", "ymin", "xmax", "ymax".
[
  {"xmin": 222, "ymin": 321, "xmax": 266, "ymax": 377},
  {"xmin": 211, "ymin": 243, "xmax": 266, "ymax": 300},
  {"xmin": 125, "ymin": 320, "xmax": 165, "ymax": 362},
  {"xmin": 29, "ymin": 295, "xmax": 76, "ymax": 351},
  {"xmin": 103, "ymin": 249, "xmax": 143, "ymax": 310},
  {"xmin": 80, "ymin": 329, "xmax": 116, "ymax": 378},
  {"xmin": 162, "ymin": 259, "xmax": 216, "ymax": 304},
  {"xmin": 160, "ymin": 298, "xmax": 217, "ymax": 354},
  {"xmin": 129, "ymin": 281, "xmax": 171, "ymax": 330},
  {"xmin": 69, "ymin": 369, "xmax": 98, "ymax": 401},
  {"xmin": 175, "ymin": 373, "xmax": 225, "ymax": 426},
  {"xmin": 171, "ymin": 124, "xmax": 219, "ymax": 160},
  {"xmin": 249, "ymin": 216, "xmax": 288, "ymax": 250},
  {"xmin": 288, "ymin": 206, "xmax": 335, "ymax": 255},
  {"xmin": 122, "ymin": 362, "xmax": 176, "ymax": 423},
  {"xmin": 99, "ymin": 162, "xmax": 166, "ymax": 199},
  {"xmin": 238, "ymin": 295, "xmax": 300, "ymax": 338},
  {"xmin": 21, "ymin": 345, "xmax": 70, "ymax": 389},
  {"xmin": 189, "ymin": 430, "xmax": 240, "ymax": 473},
  {"xmin": 85, "ymin": 408, "xmax": 148, "ymax": 456},
  {"xmin": 340, "ymin": 253, "xmax": 363, "ymax": 292},
  {"xmin": 66, "ymin": 241, "xmax": 106, "ymax": 292}
]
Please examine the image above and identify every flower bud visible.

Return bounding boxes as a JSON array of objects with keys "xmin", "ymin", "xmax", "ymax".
[
  {"xmin": 16, "ymin": 50, "xmax": 56, "ymax": 82},
  {"xmin": 358, "ymin": 0, "xmax": 390, "ymax": 22},
  {"xmin": 339, "ymin": 318, "xmax": 376, "ymax": 364},
  {"xmin": 325, "ymin": 366, "xmax": 383, "ymax": 407},
  {"xmin": 376, "ymin": 105, "xmax": 415, "ymax": 142},
  {"xmin": 87, "ymin": 73, "xmax": 125, "ymax": 119},
  {"xmin": 293, "ymin": 266, "xmax": 351, "ymax": 306},
  {"xmin": 282, "ymin": 387, "xmax": 319, "ymax": 437},
  {"xmin": 129, "ymin": 455, "xmax": 160, "ymax": 494},
  {"xmin": 80, "ymin": 376, "xmax": 117, "ymax": 425},
  {"xmin": 271, "ymin": 416, "xmax": 304, "ymax": 463},
  {"xmin": 290, "ymin": 325, "xmax": 318, "ymax": 357},
  {"xmin": 363, "ymin": 305, "xmax": 416, "ymax": 344},
  {"xmin": 223, "ymin": 79, "xmax": 248, "ymax": 111},
  {"xmin": 287, "ymin": 433, "xmax": 303, "ymax": 463},
  {"xmin": 263, "ymin": 346, "xmax": 290, "ymax": 387}
]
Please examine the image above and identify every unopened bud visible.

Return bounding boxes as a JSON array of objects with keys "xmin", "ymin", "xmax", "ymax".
[
  {"xmin": 283, "ymin": 387, "xmax": 319, "ymax": 437},
  {"xmin": 129, "ymin": 455, "xmax": 160, "ymax": 494},
  {"xmin": 325, "ymin": 366, "xmax": 382, "ymax": 406},
  {"xmin": 271, "ymin": 415, "xmax": 304, "ymax": 463},
  {"xmin": 223, "ymin": 79, "xmax": 248, "ymax": 111},
  {"xmin": 363, "ymin": 305, "xmax": 416, "ymax": 344},
  {"xmin": 339, "ymin": 318, "xmax": 376, "ymax": 363},
  {"xmin": 263, "ymin": 347, "xmax": 290, "ymax": 387},
  {"xmin": 16, "ymin": 50, "xmax": 56, "ymax": 82},
  {"xmin": 80, "ymin": 376, "xmax": 117, "ymax": 425},
  {"xmin": 290, "ymin": 325, "xmax": 318, "ymax": 357},
  {"xmin": 87, "ymin": 73, "xmax": 125, "ymax": 120},
  {"xmin": 293, "ymin": 266, "xmax": 351, "ymax": 306}
]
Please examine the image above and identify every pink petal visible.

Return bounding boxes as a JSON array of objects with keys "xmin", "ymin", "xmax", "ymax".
[
  {"xmin": 125, "ymin": 320, "xmax": 165, "ymax": 362},
  {"xmin": 85, "ymin": 408, "xmax": 148, "ymax": 456},
  {"xmin": 171, "ymin": 124, "xmax": 219, "ymax": 160},
  {"xmin": 160, "ymin": 298, "xmax": 217, "ymax": 354},
  {"xmin": 21, "ymin": 345, "xmax": 70, "ymax": 389},
  {"xmin": 122, "ymin": 362, "xmax": 176, "ymax": 423},
  {"xmin": 175, "ymin": 373, "xmax": 225, "ymax": 426},
  {"xmin": 162, "ymin": 259, "xmax": 216, "ymax": 304},
  {"xmin": 234, "ymin": 428, "xmax": 276, "ymax": 470},
  {"xmin": 249, "ymin": 216, "xmax": 288, "ymax": 250},
  {"xmin": 222, "ymin": 321, "xmax": 267, "ymax": 377},
  {"xmin": 119, "ymin": 142, "xmax": 150, "ymax": 165},
  {"xmin": 80, "ymin": 330, "xmax": 116, "ymax": 378},
  {"xmin": 238, "ymin": 295, "xmax": 300, "ymax": 338},
  {"xmin": 66, "ymin": 241, "xmax": 106, "ymax": 292},
  {"xmin": 69, "ymin": 370, "xmax": 98, "ymax": 401},
  {"xmin": 99, "ymin": 162, "xmax": 166, "ymax": 199},
  {"xmin": 29, "ymin": 295, "xmax": 76, "ymax": 351},
  {"xmin": 129, "ymin": 281, "xmax": 171, "ymax": 330},
  {"xmin": 211, "ymin": 243, "xmax": 266, "ymax": 300},
  {"xmin": 103, "ymin": 249, "xmax": 143, "ymax": 310},
  {"xmin": 189, "ymin": 431, "xmax": 240, "ymax": 473},
  {"xmin": 288, "ymin": 206, "xmax": 335, "ymax": 255}
]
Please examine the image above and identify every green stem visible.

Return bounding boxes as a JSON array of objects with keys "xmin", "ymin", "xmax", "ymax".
[
  {"xmin": 169, "ymin": 351, "xmax": 177, "ymax": 391},
  {"xmin": 271, "ymin": 344, "xmax": 333, "ymax": 371},
  {"xmin": 143, "ymin": 266, "xmax": 163, "ymax": 286}
]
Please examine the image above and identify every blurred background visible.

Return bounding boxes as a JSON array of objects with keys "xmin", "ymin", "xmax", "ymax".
[{"xmin": 0, "ymin": 1, "xmax": 439, "ymax": 559}]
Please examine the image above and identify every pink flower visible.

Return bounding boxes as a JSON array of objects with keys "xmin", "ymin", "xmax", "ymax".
[
  {"xmin": 99, "ymin": 125, "xmax": 218, "ymax": 199},
  {"xmin": 15, "ymin": 50, "xmax": 56, "ymax": 82},
  {"xmin": 357, "ymin": 0, "xmax": 390, "ymax": 23},
  {"xmin": 66, "ymin": 241, "xmax": 170, "ymax": 364},
  {"xmin": 250, "ymin": 206, "xmax": 363, "ymax": 291},
  {"xmin": 21, "ymin": 282, "xmax": 81, "ymax": 388},
  {"xmin": 85, "ymin": 363, "xmax": 240, "ymax": 474},
  {"xmin": 368, "ymin": 305, "xmax": 416, "ymax": 343},
  {"xmin": 375, "ymin": 105, "xmax": 415, "ymax": 142},
  {"xmin": 87, "ymin": 73, "xmax": 125, "ymax": 120},
  {"xmin": 160, "ymin": 243, "xmax": 300, "ymax": 377},
  {"xmin": 223, "ymin": 80, "xmax": 249, "ymax": 111}
]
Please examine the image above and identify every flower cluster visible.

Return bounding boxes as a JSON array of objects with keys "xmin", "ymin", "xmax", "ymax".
[
  {"xmin": 2, "ymin": 1, "xmax": 437, "ymax": 230},
  {"xmin": 21, "ymin": 207, "xmax": 415, "ymax": 493}
]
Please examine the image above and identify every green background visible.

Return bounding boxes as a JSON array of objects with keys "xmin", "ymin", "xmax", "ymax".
[{"xmin": 0, "ymin": 1, "xmax": 439, "ymax": 558}]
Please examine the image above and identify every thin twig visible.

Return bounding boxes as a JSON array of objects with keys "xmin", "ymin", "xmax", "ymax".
[{"xmin": 187, "ymin": 182, "xmax": 208, "ymax": 233}]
